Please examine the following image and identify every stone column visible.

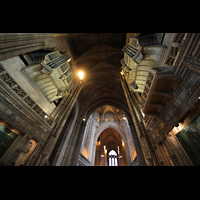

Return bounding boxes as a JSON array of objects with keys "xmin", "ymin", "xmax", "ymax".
[
  {"xmin": 120, "ymin": 74, "xmax": 159, "ymax": 166},
  {"xmin": 100, "ymin": 144, "xmax": 105, "ymax": 166},
  {"xmin": 104, "ymin": 148, "xmax": 108, "ymax": 166},
  {"xmin": 163, "ymin": 137, "xmax": 181, "ymax": 166},
  {"xmin": 36, "ymin": 79, "xmax": 83, "ymax": 166},
  {"xmin": 61, "ymin": 117, "xmax": 87, "ymax": 166}
]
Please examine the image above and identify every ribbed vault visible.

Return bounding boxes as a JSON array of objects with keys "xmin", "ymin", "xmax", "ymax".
[
  {"xmin": 101, "ymin": 127, "xmax": 122, "ymax": 153},
  {"xmin": 68, "ymin": 33, "xmax": 127, "ymax": 116}
]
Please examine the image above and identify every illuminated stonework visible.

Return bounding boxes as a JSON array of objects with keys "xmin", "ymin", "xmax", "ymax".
[{"xmin": 0, "ymin": 33, "xmax": 199, "ymax": 166}]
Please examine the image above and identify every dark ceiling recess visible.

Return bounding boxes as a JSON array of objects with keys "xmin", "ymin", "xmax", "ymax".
[{"xmin": 68, "ymin": 33, "xmax": 127, "ymax": 113}]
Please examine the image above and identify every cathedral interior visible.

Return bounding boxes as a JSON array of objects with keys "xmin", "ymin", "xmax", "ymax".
[{"xmin": 0, "ymin": 33, "xmax": 200, "ymax": 166}]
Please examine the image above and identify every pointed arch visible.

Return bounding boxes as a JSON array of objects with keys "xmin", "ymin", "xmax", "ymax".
[
  {"xmin": 103, "ymin": 105, "xmax": 115, "ymax": 115},
  {"xmin": 91, "ymin": 121, "xmax": 132, "ymax": 165}
]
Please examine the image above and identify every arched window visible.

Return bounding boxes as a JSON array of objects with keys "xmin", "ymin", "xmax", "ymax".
[{"xmin": 108, "ymin": 150, "xmax": 118, "ymax": 166}]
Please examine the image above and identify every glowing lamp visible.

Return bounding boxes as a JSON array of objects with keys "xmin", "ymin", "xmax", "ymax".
[
  {"xmin": 120, "ymin": 70, "xmax": 124, "ymax": 76},
  {"xmin": 78, "ymin": 71, "xmax": 84, "ymax": 80}
]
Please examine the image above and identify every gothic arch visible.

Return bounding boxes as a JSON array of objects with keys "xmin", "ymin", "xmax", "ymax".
[
  {"xmin": 91, "ymin": 121, "xmax": 132, "ymax": 165},
  {"xmin": 103, "ymin": 105, "xmax": 115, "ymax": 115},
  {"xmin": 79, "ymin": 98, "xmax": 132, "ymax": 123}
]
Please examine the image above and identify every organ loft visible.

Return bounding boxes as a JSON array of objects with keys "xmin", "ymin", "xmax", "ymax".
[{"xmin": 0, "ymin": 33, "xmax": 200, "ymax": 166}]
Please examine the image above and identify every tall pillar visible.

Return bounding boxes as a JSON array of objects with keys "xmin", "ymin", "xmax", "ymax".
[
  {"xmin": 36, "ymin": 79, "xmax": 83, "ymax": 166},
  {"xmin": 61, "ymin": 117, "xmax": 87, "ymax": 166},
  {"xmin": 120, "ymin": 74, "xmax": 159, "ymax": 166},
  {"xmin": 163, "ymin": 138, "xmax": 181, "ymax": 166},
  {"xmin": 104, "ymin": 148, "xmax": 108, "ymax": 166},
  {"xmin": 100, "ymin": 144, "xmax": 104, "ymax": 166}
]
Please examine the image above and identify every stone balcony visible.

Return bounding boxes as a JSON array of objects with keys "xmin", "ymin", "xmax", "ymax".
[{"xmin": 141, "ymin": 66, "xmax": 183, "ymax": 118}]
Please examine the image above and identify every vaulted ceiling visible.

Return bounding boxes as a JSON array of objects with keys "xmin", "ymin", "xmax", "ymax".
[
  {"xmin": 67, "ymin": 33, "xmax": 128, "ymax": 114},
  {"xmin": 100, "ymin": 127, "xmax": 122, "ymax": 152}
]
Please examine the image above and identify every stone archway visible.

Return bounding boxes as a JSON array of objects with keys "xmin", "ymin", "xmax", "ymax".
[
  {"xmin": 91, "ymin": 121, "xmax": 133, "ymax": 166},
  {"xmin": 94, "ymin": 127, "xmax": 128, "ymax": 166}
]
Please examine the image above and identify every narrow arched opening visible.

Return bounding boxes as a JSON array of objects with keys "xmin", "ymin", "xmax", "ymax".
[{"xmin": 108, "ymin": 150, "xmax": 118, "ymax": 166}]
